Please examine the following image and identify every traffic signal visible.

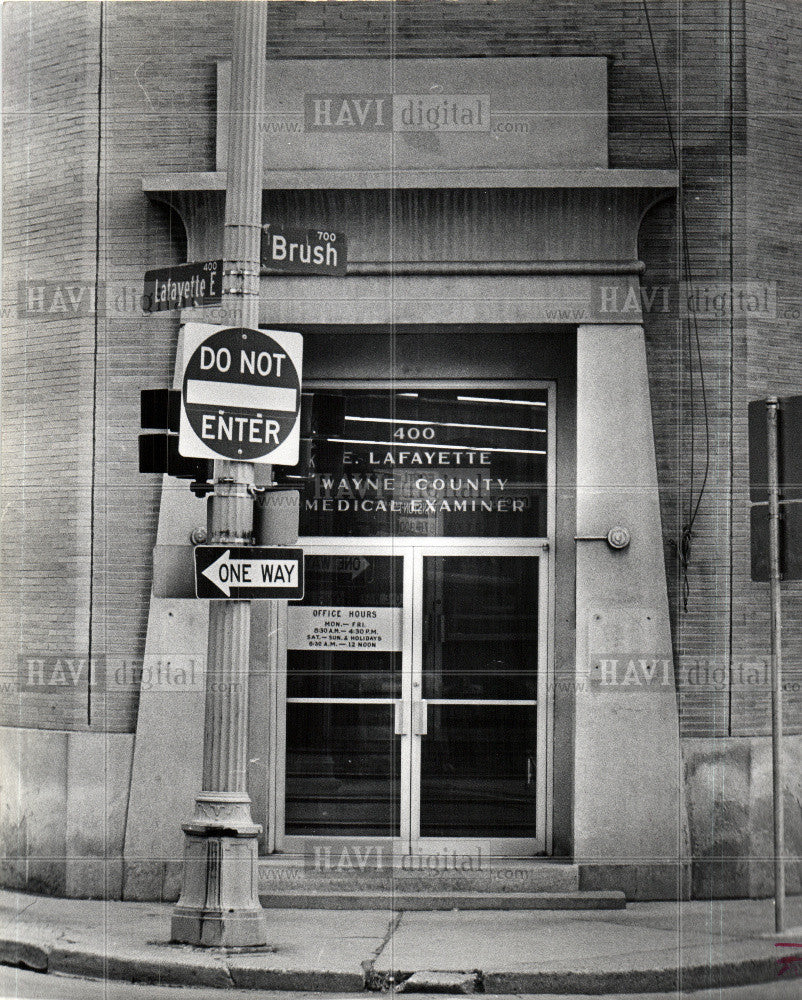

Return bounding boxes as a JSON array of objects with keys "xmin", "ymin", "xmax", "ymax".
[
  {"xmin": 273, "ymin": 392, "xmax": 345, "ymax": 485},
  {"xmin": 138, "ymin": 389, "xmax": 212, "ymax": 482},
  {"xmin": 140, "ymin": 388, "xmax": 181, "ymax": 432}
]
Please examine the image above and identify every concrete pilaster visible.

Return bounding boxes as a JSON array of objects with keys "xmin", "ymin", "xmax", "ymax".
[{"xmin": 574, "ymin": 324, "xmax": 689, "ymax": 889}]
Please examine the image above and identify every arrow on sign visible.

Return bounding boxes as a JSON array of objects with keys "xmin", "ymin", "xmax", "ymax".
[
  {"xmin": 201, "ymin": 549, "xmax": 300, "ymax": 597},
  {"xmin": 349, "ymin": 556, "xmax": 370, "ymax": 580},
  {"xmin": 318, "ymin": 555, "xmax": 371, "ymax": 580}
]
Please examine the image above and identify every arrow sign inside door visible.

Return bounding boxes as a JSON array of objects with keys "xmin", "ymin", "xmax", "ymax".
[{"xmin": 194, "ymin": 546, "xmax": 304, "ymax": 600}]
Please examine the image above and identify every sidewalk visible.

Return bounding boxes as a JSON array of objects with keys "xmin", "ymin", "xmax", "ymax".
[{"xmin": 1, "ymin": 889, "xmax": 801, "ymax": 994}]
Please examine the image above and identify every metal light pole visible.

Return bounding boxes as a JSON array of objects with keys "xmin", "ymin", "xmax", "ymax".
[
  {"xmin": 766, "ymin": 397, "xmax": 786, "ymax": 934},
  {"xmin": 171, "ymin": 1, "xmax": 269, "ymax": 947}
]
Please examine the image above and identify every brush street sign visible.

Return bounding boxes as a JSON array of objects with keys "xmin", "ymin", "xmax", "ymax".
[
  {"xmin": 261, "ymin": 225, "xmax": 347, "ymax": 276},
  {"xmin": 195, "ymin": 546, "xmax": 305, "ymax": 600},
  {"xmin": 142, "ymin": 260, "xmax": 223, "ymax": 312},
  {"xmin": 178, "ymin": 324, "xmax": 303, "ymax": 465}
]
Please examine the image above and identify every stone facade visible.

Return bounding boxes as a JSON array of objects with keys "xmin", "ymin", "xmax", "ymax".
[{"xmin": 1, "ymin": 1, "xmax": 800, "ymax": 900}]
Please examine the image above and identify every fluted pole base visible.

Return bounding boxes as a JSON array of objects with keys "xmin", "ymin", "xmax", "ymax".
[
  {"xmin": 171, "ymin": 570, "xmax": 267, "ymax": 945},
  {"xmin": 171, "ymin": 791, "xmax": 265, "ymax": 947},
  {"xmin": 171, "ymin": 594, "xmax": 266, "ymax": 945}
]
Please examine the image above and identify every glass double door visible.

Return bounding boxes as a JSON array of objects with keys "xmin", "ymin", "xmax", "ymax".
[{"xmin": 281, "ymin": 543, "xmax": 548, "ymax": 855}]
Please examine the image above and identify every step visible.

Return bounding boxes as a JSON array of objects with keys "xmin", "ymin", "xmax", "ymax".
[
  {"xmin": 258, "ymin": 889, "xmax": 627, "ymax": 910},
  {"xmin": 258, "ymin": 858, "xmax": 580, "ymax": 894}
]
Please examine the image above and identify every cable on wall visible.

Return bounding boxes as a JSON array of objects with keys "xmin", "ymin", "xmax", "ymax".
[{"xmin": 642, "ymin": 0, "xmax": 711, "ymax": 614}]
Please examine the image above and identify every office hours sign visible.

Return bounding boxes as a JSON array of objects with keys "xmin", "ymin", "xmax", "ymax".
[{"xmin": 178, "ymin": 324, "xmax": 303, "ymax": 465}]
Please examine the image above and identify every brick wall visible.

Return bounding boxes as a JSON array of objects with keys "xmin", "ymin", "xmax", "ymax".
[
  {"xmin": 2, "ymin": 0, "xmax": 799, "ymax": 738},
  {"xmin": 2, "ymin": 2, "xmax": 102, "ymax": 730},
  {"xmin": 736, "ymin": 0, "xmax": 802, "ymax": 735}
]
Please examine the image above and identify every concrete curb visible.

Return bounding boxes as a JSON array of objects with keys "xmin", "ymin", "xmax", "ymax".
[
  {"xmin": 48, "ymin": 943, "xmax": 234, "ymax": 989},
  {"xmin": 0, "ymin": 931, "xmax": 796, "ymax": 994},
  {"xmin": 0, "ymin": 934, "xmax": 363, "ymax": 993},
  {"xmin": 0, "ymin": 939, "xmax": 48, "ymax": 974},
  {"xmin": 228, "ymin": 967, "xmax": 365, "ymax": 991},
  {"xmin": 479, "ymin": 955, "xmax": 782, "ymax": 995}
]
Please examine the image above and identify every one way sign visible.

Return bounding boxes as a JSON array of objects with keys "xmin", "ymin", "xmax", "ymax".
[{"xmin": 195, "ymin": 546, "xmax": 304, "ymax": 600}]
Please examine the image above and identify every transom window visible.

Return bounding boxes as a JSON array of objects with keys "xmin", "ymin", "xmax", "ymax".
[{"xmin": 279, "ymin": 387, "xmax": 549, "ymax": 538}]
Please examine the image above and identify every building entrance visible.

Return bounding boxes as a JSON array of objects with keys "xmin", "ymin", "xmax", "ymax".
[
  {"xmin": 268, "ymin": 384, "xmax": 553, "ymax": 857},
  {"xmin": 280, "ymin": 542, "xmax": 548, "ymax": 855}
]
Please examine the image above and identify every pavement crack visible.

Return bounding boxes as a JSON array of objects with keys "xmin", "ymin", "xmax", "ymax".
[
  {"xmin": 218, "ymin": 956, "xmax": 236, "ymax": 988},
  {"xmin": 0, "ymin": 899, "xmax": 39, "ymax": 933},
  {"xmin": 362, "ymin": 910, "xmax": 403, "ymax": 991}
]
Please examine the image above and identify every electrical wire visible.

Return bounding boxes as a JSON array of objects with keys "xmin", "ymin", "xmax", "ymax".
[{"xmin": 641, "ymin": 0, "xmax": 711, "ymax": 613}]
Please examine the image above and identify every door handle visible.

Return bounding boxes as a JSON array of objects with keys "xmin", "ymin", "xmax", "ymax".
[
  {"xmin": 394, "ymin": 700, "xmax": 408, "ymax": 735},
  {"xmin": 412, "ymin": 700, "xmax": 428, "ymax": 736},
  {"xmin": 526, "ymin": 755, "xmax": 535, "ymax": 788}
]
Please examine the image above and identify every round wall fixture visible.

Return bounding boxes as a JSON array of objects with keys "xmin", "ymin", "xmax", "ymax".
[
  {"xmin": 607, "ymin": 526, "xmax": 631, "ymax": 549},
  {"xmin": 190, "ymin": 526, "xmax": 208, "ymax": 546}
]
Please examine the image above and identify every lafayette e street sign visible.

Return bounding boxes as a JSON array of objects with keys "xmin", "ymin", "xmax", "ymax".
[
  {"xmin": 178, "ymin": 325, "xmax": 303, "ymax": 465},
  {"xmin": 142, "ymin": 260, "xmax": 223, "ymax": 312},
  {"xmin": 195, "ymin": 546, "xmax": 304, "ymax": 600}
]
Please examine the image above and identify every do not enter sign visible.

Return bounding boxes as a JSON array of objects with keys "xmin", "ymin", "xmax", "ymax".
[{"xmin": 178, "ymin": 324, "xmax": 303, "ymax": 465}]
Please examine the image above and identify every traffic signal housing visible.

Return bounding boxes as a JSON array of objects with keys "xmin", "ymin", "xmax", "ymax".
[
  {"xmin": 138, "ymin": 388, "xmax": 212, "ymax": 482},
  {"xmin": 273, "ymin": 392, "xmax": 345, "ymax": 485}
]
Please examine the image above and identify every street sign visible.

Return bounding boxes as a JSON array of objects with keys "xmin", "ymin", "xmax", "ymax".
[
  {"xmin": 142, "ymin": 260, "xmax": 223, "ymax": 312},
  {"xmin": 749, "ymin": 395, "xmax": 802, "ymax": 581},
  {"xmin": 195, "ymin": 546, "xmax": 304, "ymax": 600},
  {"xmin": 261, "ymin": 225, "xmax": 346, "ymax": 276},
  {"xmin": 750, "ymin": 503, "xmax": 802, "ymax": 582},
  {"xmin": 749, "ymin": 396, "xmax": 802, "ymax": 503},
  {"xmin": 178, "ymin": 325, "xmax": 303, "ymax": 465}
]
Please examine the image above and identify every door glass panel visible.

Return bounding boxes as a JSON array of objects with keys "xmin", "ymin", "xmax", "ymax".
[
  {"xmin": 285, "ymin": 554, "xmax": 403, "ymax": 837},
  {"xmin": 285, "ymin": 702, "xmax": 400, "ymax": 836},
  {"xmin": 282, "ymin": 550, "xmax": 544, "ymax": 847},
  {"xmin": 420, "ymin": 704, "xmax": 537, "ymax": 837},
  {"xmin": 287, "ymin": 651, "xmax": 400, "ymax": 699},
  {"xmin": 287, "ymin": 554, "xmax": 403, "ymax": 698},
  {"xmin": 422, "ymin": 556, "xmax": 539, "ymax": 700},
  {"xmin": 297, "ymin": 553, "xmax": 403, "ymax": 605}
]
